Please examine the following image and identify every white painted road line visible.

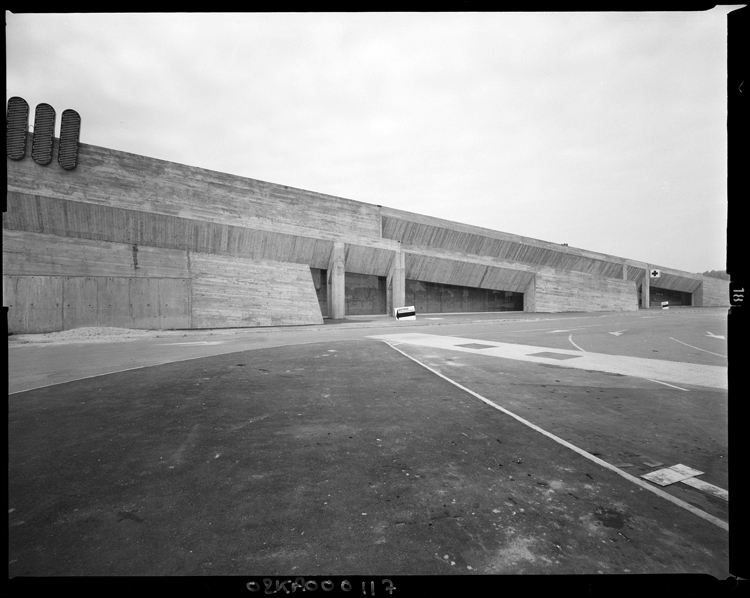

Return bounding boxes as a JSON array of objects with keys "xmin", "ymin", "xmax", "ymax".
[
  {"xmin": 368, "ymin": 333, "xmax": 727, "ymax": 390},
  {"xmin": 381, "ymin": 341, "xmax": 728, "ymax": 532},
  {"xmin": 568, "ymin": 334, "xmax": 586, "ymax": 352},
  {"xmin": 644, "ymin": 378, "xmax": 689, "ymax": 392},
  {"xmin": 669, "ymin": 337, "xmax": 727, "ymax": 359},
  {"xmin": 681, "ymin": 477, "xmax": 729, "ymax": 502},
  {"xmin": 158, "ymin": 341, "xmax": 230, "ymax": 346}
]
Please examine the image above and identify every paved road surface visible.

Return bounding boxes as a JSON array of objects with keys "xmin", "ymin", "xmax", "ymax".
[
  {"xmin": 7, "ymin": 308, "xmax": 736, "ymax": 582},
  {"xmin": 7, "ymin": 309, "xmax": 728, "ymax": 393}
]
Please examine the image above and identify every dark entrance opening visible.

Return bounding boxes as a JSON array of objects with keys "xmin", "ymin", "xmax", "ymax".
[
  {"xmin": 311, "ymin": 269, "xmax": 389, "ymax": 317},
  {"xmin": 311, "ymin": 268, "xmax": 328, "ymax": 317},
  {"xmin": 345, "ymin": 272, "xmax": 387, "ymax": 315},
  {"xmin": 649, "ymin": 286, "xmax": 693, "ymax": 307},
  {"xmin": 405, "ymin": 280, "xmax": 523, "ymax": 313}
]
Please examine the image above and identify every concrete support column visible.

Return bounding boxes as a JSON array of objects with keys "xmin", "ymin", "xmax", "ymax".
[
  {"xmin": 387, "ymin": 246, "xmax": 406, "ymax": 314},
  {"xmin": 327, "ymin": 241, "xmax": 346, "ymax": 319},
  {"xmin": 622, "ymin": 263, "xmax": 628, "ymax": 280},
  {"xmin": 642, "ymin": 266, "xmax": 650, "ymax": 309},
  {"xmin": 693, "ymin": 282, "xmax": 703, "ymax": 307},
  {"xmin": 524, "ymin": 275, "xmax": 536, "ymax": 312}
]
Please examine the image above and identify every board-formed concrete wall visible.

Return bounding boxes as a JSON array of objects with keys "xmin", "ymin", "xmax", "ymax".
[
  {"xmin": 6, "ymin": 139, "xmax": 383, "ymax": 243},
  {"xmin": 3, "ymin": 229, "xmax": 190, "ymax": 278},
  {"xmin": 3, "ymin": 275, "xmax": 191, "ymax": 333},
  {"xmin": 533, "ymin": 268, "xmax": 638, "ymax": 313},
  {"xmin": 4, "ymin": 190, "xmax": 337, "ymax": 269},
  {"xmin": 404, "ymin": 252, "xmax": 533, "ymax": 293},
  {"xmin": 700, "ymin": 276, "xmax": 730, "ymax": 308},
  {"xmin": 4, "ymin": 276, "xmax": 63, "ymax": 333},
  {"xmin": 3, "ymin": 230, "xmax": 322, "ymax": 333},
  {"xmin": 382, "ymin": 209, "xmax": 627, "ymax": 279},
  {"xmin": 4, "ymin": 132, "xmax": 727, "ymax": 331},
  {"xmin": 189, "ymin": 253, "xmax": 322, "ymax": 328}
]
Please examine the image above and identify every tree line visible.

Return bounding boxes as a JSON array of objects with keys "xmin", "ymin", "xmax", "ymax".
[{"xmin": 701, "ymin": 270, "xmax": 729, "ymax": 280}]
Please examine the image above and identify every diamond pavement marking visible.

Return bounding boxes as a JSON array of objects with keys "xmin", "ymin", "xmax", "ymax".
[
  {"xmin": 455, "ymin": 343, "xmax": 497, "ymax": 350},
  {"xmin": 367, "ymin": 332, "xmax": 727, "ymax": 390}
]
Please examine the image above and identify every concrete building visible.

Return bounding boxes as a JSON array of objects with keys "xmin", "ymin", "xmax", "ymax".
[{"xmin": 4, "ymin": 111, "xmax": 729, "ymax": 334}]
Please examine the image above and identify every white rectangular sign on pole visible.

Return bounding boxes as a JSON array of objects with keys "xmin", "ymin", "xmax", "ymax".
[{"xmin": 394, "ymin": 306, "xmax": 416, "ymax": 321}]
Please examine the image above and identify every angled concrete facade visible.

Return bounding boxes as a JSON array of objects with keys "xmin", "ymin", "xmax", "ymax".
[{"xmin": 4, "ymin": 134, "xmax": 729, "ymax": 333}]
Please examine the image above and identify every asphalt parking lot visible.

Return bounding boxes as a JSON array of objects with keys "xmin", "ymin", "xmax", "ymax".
[{"xmin": 6, "ymin": 308, "xmax": 741, "ymax": 588}]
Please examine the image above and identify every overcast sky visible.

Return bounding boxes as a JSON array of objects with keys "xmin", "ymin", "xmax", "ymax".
[{"xmin": 6, "ymin": 10, "xmax": 739, "ymax": 273}]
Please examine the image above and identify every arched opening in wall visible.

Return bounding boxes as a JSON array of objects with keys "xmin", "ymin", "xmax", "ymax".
[
  {"xmin": 405, "ymin": 280, "xmax": 523, "ymax": 313},
  {"xmin": 345, "ymin": 272, "xmax": 387, "ymax": 315}
]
